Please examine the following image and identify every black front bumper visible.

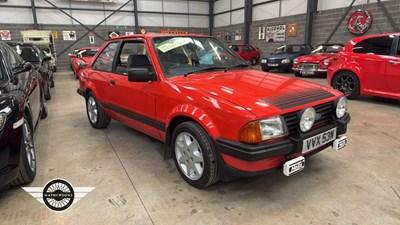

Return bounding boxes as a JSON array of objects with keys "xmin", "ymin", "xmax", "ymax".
[
  {"xmin": 77, "ymin": 88, "xmax": 85, "ymax": 97},
  {"xmin": 261, "ymin": 62, "xmax": 292, "ymax": 71},
  {"xmin": 216, "ymin": 114, "xmax": 350, "ymax": 180}
]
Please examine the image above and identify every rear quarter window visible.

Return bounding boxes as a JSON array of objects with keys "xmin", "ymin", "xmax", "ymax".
[{"xmin": 353, "ymin": 36, "xmax": 394, "ymax": 55}]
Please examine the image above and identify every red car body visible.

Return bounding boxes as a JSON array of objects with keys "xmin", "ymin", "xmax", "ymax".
[
  {"xmin": 229, "ymin": 44, "xmax": 260, "ymax": 65},
  {"xmin": 328, "ymin": 33, "xmax": 400, "ymax": 99},
  {"xmin": 71, "ymin": 47, "xmax": 98, "ymax": 78},
  {"xmin": 77, "ymin": 34, "xmax": 350, "ymax": 188},
  {"xmin": 293, "ymin": 44, "xmax": 344, "ymax": 77}
]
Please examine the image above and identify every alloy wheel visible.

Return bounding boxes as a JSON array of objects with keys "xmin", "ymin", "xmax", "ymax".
[
  {"xmin": 87, "ymin": 96, "xmax": 98, "ymax": 124},
  {"xmin": 175, "ymin": 132, "xmax": 204, "ymax": 180},
  {"xmin": 335, "ymin": 75, "xmax": 355, "ymax": 96},
  {"xmin": 23, "ymin": 119, "xmax": 36, "ymax": 172}
]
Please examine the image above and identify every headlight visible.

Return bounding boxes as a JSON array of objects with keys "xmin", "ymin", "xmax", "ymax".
[
  {"xmin": 323, "ymin": 59, "xmax": 330, "ymax": 66},
  {"xmin": 293, "ymin": 58, "xmax": 298, "ymax": 64},
  {"xmin": 282, "ymin": 59, "xmax": 291, "ymax": 63},
  {"xmin": 238, "ymin": 116, "xmax": 287, "ymax": 143},
  {"xmin": 299, "ymin": 107, "xmax": 315, "ymax": 132},
  {"xmin": 261, "ymin": 59, "xmax": 267, "ymax": 63},
  {"xmin": 0, "ymin": 113, "xmax": 6, "ymax": 130},
  {"xmin": 259, "ymin": 116, "xmax": 287, "ymax": 140},
  {"xmin": 335, "ymin": 96, "xmax": 347, "ymax": 118}
]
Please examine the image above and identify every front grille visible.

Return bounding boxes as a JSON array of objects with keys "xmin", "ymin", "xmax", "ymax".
[
  {"xmin": 267, "ymin": 59, "xmax": 281, "ymax": 63},
  {"xmin": 282, "ymin": 101, "xmax": 334, "ymax": 135},
  {"xmin": 299, "ymin": 63, "xmax": 319, "ymax": 71}
]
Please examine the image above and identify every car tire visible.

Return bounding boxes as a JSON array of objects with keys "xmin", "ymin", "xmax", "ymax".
[
  {"xmin": 332, "ymin": 71, "xmax": 360, "ymax": 99},
  {"xmin": 40, "ymin": 100, "xmax": 48, "ymax": 119},
  {"xmin": 12, "ymin": 117, "xmax": 36, "ymax": 186},
  {"xmin": 294, "ymin": 72, "xmax": 302, "ymax": 77},
  {"xmin": 44, "ymin": 80, "xmax": 51, "ymax": 100},
  {"xmin": 53, "ymin": 66, "xmax": 57, "ymax": 72},
  {"xmin": 171, "ymin": 121, "xmax": 219, "ymax": 189},
  {"xmin": 251, "ymin": 58, "xmax": 257, "ymax": 65},
  {"xmin": 262, "ymin": 69, "xmax": 269, "ymax": 72},
  {"xmin": 86, "ymin": 92, "xmax": 111, "ymax": 129},
  {"xmin": 50, "ymin": 76, "xmax": 55, "ymax": 88}
]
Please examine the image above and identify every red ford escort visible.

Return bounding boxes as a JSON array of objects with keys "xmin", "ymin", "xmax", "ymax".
[{"xmin": 77, "ymin": 34, "xmax": 350, "ymax": 188}]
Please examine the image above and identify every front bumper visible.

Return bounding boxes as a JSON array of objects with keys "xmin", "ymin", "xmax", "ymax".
[
  {"xmin": 261, "ymin": 62, "xmax": 292, "ymax": 71},
  {"xmin": 216, "ymin": 114, "xmax": 350, "ymax": 180},
  {"xmin": 293, "ymin": 67, "xmax": 328, "ymax": 75}
]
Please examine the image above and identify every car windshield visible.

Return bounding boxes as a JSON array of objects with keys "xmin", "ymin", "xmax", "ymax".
[
  {"xmin": 153, "ymin": 36, "xmax": 248, "ymax": 78},
  {"xmin": 312, "ymin": 44, "xmax": 343, "ymax": 54},
  {"xmin": 78, "ymin": 49, "xmax": 98, "ymax": 57},
  {"xmin": 273, "ymin": 45, "xmax": 301, "ymax": 54},
  {"xmin": 9, "ymin": 44, "xmax": 40, "ymax": 62}
]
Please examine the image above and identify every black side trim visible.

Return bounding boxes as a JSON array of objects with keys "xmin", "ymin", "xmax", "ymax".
[
  {"xmin": 102, "ymin": 102, "xmax": 166, "ymax": 131},
  {"xmin": 77, "ymin": 88, "xmax": 85, "ymax": 97}
]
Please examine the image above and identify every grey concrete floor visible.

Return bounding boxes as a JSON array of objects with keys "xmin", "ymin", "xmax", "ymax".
[{"xmin": 1, "ymin": 67, "xmax": 400, "ymax": 225}]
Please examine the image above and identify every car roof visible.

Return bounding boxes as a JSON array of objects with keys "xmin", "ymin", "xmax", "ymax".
[
  {"xmin": 77, "ymin": 46, "xmax": 99, "ymax": 51},
  {"xmin": 351, "ymin": 32, "xmax": 400, "ymax": 43},
  {"xmin": 107, "ymin": 33, "xmax": 210, "ymax": 42}
]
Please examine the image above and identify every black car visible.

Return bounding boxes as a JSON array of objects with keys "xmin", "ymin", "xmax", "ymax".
[
  {"xmin": 8, "ymin": 42, "xmax": 54, "ymax": 100},
  {"xmin": 0, "ymin": 41, "xmax": 47, "ymax": 190},
  {"xmin": 261, "ymin": 44, "xmax": 313, "ymax": 72}
]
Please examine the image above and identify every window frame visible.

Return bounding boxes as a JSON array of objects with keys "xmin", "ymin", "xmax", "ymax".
[
  {"xmin": 352, "ymin": 35, "xmax": 395, "ymax": 56},
  {"xmin": 92, "ymin": 41, "xmax": 120, "ymax": 73}
]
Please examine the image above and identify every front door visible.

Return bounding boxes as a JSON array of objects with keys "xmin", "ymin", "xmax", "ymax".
[
  {"xmin": 386, "ymin": 36, "xmax": 400, "ymax": 93},
  {"xmin": 106, "ymin": 40, "xmax": 160, "ymax": 139}
]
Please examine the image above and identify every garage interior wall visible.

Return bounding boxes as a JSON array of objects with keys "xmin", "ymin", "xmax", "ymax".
[
  {"xmin": 213, "ymin": 0, "xmax": 399, "ymax": 56},
  {"xmin": 0, "ymin": 0, "xmax": 210, "ymax": 67}
]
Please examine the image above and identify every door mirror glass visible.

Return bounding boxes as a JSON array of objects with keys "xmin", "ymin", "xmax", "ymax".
[{"xmin": 13, "ymin": 62, "xmax": 32, "ymax": 74}]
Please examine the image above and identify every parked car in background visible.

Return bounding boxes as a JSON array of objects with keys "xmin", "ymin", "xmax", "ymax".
[
  {"xmin": 77, "ymin": 34, "xmax": 350, "ymax": 189},
  {"xmin": 71, "ymin": 47, "xmax": 98, "ymax": 79},
  {"xmin": 328, "ymin": 33, "xmax": 400, "ymax": 99},
  {"xmin": 229, "ymin": 44, "xmax": 260, "ymax": 65},
  {"xmin": 292, "ymin": 43, "xmax": 344, "ymax": 77},
  {"xmin": 68, "ymin": 48, "xmax": 80, "ymax": 70},
  {"xmin": 20, "ymin": 30, "xmax": 57, "ymax": 72},
  {"xmin": 261, "ymin": 44, "xmax": 313, "ymax": 72},
  {"xmin": 0, "ymin": 41, "xmax": 47, "ymax": 191},
  {"xmin": 8, "ymin": 42, "xmax": 54, "ymax": 100}
]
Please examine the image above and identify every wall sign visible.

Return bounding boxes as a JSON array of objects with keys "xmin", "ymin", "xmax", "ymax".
[
  {"xmin": 258, "ymin": 27, "xmax": 265, "ymax": 40},
  {"xmin": 89, "ymin": 32, "xmax": 95, "ymax": 44},
  {"xmin": 160, "ymin": 30, "xmax": 188, "ymax": 34},
  {"xmin": 288, "ymin": 24, "xmax": 297, "ymax": 37},
  {"xmin": 348, "ymin": 9, "xmax": 373, "ymax": 35},
  {"xmin": 0, "ymin": 30, "xmax": 11, "ymax": 41},
  {"xmin": 216, "ymin": 32, "xmax": 222, "ymax": 39},
  {"xmin": 224, "ymin": 32, "xmax": 232, "ymax": 43},
  {"xmin": 52, "ymin": 31, "xmax": 59, "ymax": 40},
  {"xmin": 62, "ymin": 31, "xmax": 76, "ymax": 41},
  {"xmin": 234, "ymin": 30, "xmax": 241, "ymax": 41},
  {"xmin": 266, "ymin": 24, "xmax": 286, "ymax": 42},
  {"xmin": 108, "ymin": 31, "xmax": 120, "ymax": 39}
]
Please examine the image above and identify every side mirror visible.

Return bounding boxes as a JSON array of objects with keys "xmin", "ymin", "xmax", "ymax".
[
  {"xmin": 78, "ymin": 60, "xmax": 88, "ymax": 69},
  {"xmin": 128, "ymin": 68, "xmax": 155, "ymax": 82},
  {"xmin": 13, "ymin": 62, "xmax": 32, "ymax": 74},
  {"xmin": 43, "ymin": 56, "xmax": 52, "ymax": 62}
]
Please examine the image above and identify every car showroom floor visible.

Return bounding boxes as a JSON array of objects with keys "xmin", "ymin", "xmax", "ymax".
[{"xmin": 0, "ymin": 68, "xmax": 399, "ymax": 225}]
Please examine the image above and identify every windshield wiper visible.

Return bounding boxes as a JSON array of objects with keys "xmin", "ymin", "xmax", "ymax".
[
  {"xmin": 184, "ymin": 66, "xmax": 227, "ymax": 76},
  {"xmin": 227, "ymin": 64, "xmax": 249, "ymax": 70}
]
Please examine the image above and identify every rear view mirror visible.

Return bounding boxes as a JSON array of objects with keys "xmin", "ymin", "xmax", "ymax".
[
  {"xmin": 13, "ymin": 62, "xmax": 32, "ymax": 74},
  {"xmin": 128, "ymin": 68, "xmax": 155, "ymax": 82},
  {"xmin": 78, "ymin": 60, "xmax": 88, "ymax": 69}
]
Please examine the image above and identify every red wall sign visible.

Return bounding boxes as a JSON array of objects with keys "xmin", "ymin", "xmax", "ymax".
[{"xmin": 348, "ymin": 9, "xmax": 373, "ymax": 35}]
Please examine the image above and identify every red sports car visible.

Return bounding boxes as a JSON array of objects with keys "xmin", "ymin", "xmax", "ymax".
[
  {"xmin": 77, "ymin": 34, "xmax": 350, "ymax": 188},
  {"xmin": 71, "ymin": 47, "xmax": 98, "ymax": 79},
  {"xmin": 293, "ymin": 44, "xmax": 343, "ymax": 77},
  {"xmin": 229, "ymin": 44, "xmax": 260, "ymax": 65},
  {"xmin": 328, "ymin": 33, "xmax": 400, "ymax": 99}
]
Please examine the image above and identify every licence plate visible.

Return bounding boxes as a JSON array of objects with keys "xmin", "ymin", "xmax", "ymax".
[
  {"xmin": 302, "ymin": 128, "xmax": 337, "ymax": 153},
  {"xmin": 300, "ymin": 70, "xmax": 314, "ymax": 75},
  {"xmin": 268, "ymin": 63, "xmax": 278, "ymax": 67}
]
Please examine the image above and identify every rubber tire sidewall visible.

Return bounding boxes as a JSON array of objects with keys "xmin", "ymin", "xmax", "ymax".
[
  {"xmin": 251, "ymin": 58, "xmax": 257, "ymax": 65},
  {"xmin": 13, "ymin": 117, "xmax": 36, "ymax": 185},
  {"xmin": 86, "ymin": 92, "xmax": 111, "ymax": 129},
  {"xmin": 332, "ymin": 71, "xmax": 360, "ymax": 99},
  {"xmin": 171, "ymin": 121, "xmax": 219, "ymax": 189},
  {"xmin": 294, "ymin": 72, "xmax": 302, "ymax": 77}
]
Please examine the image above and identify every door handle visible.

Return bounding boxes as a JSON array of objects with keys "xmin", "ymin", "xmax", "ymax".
[
  {"xmin": 109, "ymin": 80, "xmax": 116, "ymax": 86},
  {"xmin": 389, "ymin": 60, "xmax": 400, "ymax": 65}
]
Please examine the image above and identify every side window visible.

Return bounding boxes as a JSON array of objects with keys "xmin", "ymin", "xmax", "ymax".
[
  {"xmin": 353, "ymin": 36, "xmax": 393, "ymax": 55},
  {"xmin": 397, "ymin": 37, "xmax": 400, "ymax": 56},
  {"xmin": 243, "ymin": 46, "xmax": 251, "ymax": 52},
  {"xmin": 92, "ymin": 42, "xmax": 118, "ymax": 72},
  {"xmin": 115, "ymin": 41, "xmax": 152, "ymax": 75},
  {"xmin": 4, "ymin": 46, "xmax": 23, "ymax": 69}
]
